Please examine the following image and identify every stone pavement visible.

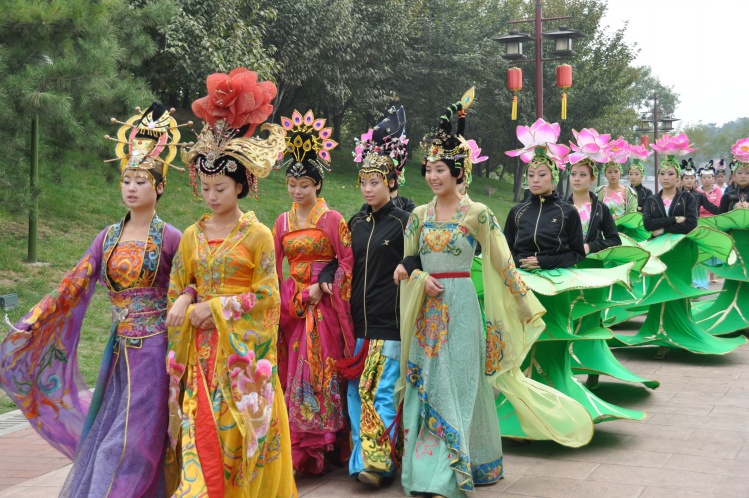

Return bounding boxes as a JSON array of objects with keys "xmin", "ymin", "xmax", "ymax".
[{"xmin": 1, "ymin": 319, "xmax": 748, "ymax": 497}]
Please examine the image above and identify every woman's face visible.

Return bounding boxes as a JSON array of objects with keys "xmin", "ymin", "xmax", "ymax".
[
  {"xmin": 359, "ymin": 173, "xmax": 392, "ymax": 211},
  {"xmin": 287, "ymin": 177, "xmax": 319, "ymax": 208},
  {"xmin": 201, "ymin": 177, "xmax": 242, "ymax": 215},
  {"xmin": 681, "ymin": 175, "xmax": 696, "ymax": 190},
  {"xmin": 734, "ymin": 167, "xmax": 749, "ymax": 187},
  {"xmin": 716, "ymin": 171, "xmax": 726, "ymax": 185},
  {"xmin": 700, "ymin": 173, "xmax": 715, "ymax": 190},
  {"xmin": 605, "ymin": 165, "xmax": 621, "ymax": 184},
  {"xmin": 527, "ymin": 163, "xmax": 554, "ymax": 196},
  {"xmin": 121, "ymin": 171, "xmax": 160, "ymax": 211},
  {"xmin": 628, "ymin": 168, "xmax": 643, "ymax": 186},
  {"xmin": 569, "ymin": 164, "xmax": 593, "ymax": 194},
  {"xmin": 424, "ymin": 160, "xmax": 458, "ymax": 196},
  {"xmin": 659, "ymin": 167, "xmax": 679, "ymax": 190}
]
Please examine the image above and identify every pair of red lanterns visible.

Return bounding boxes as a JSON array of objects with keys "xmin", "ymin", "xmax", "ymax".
[{"xmin": 506, "ymin": 65, "xmax": 572, "ymax": 120}]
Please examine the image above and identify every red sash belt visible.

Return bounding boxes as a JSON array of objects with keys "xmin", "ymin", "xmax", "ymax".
[{"xmin": 430, "ymin": 272, "xmax": 471, "ymax": 279}]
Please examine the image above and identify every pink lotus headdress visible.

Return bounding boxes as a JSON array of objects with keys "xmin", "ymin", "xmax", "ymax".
[
  {"xmin": 506, "ymin": 118, "xmax": 570, "ymax": 185},
  {"xmin": 650, "ymin": 133, "xmax": 696, "ymax": 174},
  {"xmin": 568, "ymin": 128, "xmax": 611, "ymax": 164},
  {"xmin": 627, "ymin": 143, "xmax": 653, "ymax": 174},
  {"xmin": 731, "ymin": 137, "xmax": 749, "ymax": 166}
]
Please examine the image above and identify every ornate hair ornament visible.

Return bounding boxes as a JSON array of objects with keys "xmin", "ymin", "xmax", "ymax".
[
  {"xmin": 354, "ymin": 106, "xmax": 408, "ymax": 187},
  {"xmin": 506, "ymin": 118, "xmax": 570, "ymax": 186},
  {"xmin": 181, "ymin": 68, "xmax": 286, "ymax": 199},
  {"xmin": 626, "ymin": 143, "xmax": 652, "ymax": 175},
  {"xmin": 731, "ymin": 138, "xmax": 749, "ymax": 171},
  {"xmin": 279, "ymin": 109, "xmax": 337, "ymax": 185},
  {"xmin": 421, "ymin": 87, "xmax": 486, "ymax": 185},
  {"xmin": 567, "ymin": 128, "xmax": 611, "ymax": 179},
  {"xmin": 650, "ymin": 133, "xmax": 696, "ymax": 177},
  {"xmin": 105, "ymin": 103, "xmax": 190, "ymax": 187},
  {"xmin": 698, "ymin": 162, "xmax": 716, "ymax": 177}
]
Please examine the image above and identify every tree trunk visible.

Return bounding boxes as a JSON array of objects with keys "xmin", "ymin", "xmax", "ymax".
[{"xmin": 513, "ymin": 157, "xmax": 524, "ymax": 202}]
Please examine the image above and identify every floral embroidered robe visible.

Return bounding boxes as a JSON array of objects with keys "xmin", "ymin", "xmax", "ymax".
[
  {"xmin": 273, "ymin": 197, "xmax": 355, "ymax": 474},
  {"xmin": 166, "ymin": 211, "xmax": 296, "ymax": 498},
  {"xmin": 397, "ymin": 196, "xmax": 591, "ymax": 497},
  {"xmin": 1, "ymin": 214, "xmax": 181, "ymax": 497}
]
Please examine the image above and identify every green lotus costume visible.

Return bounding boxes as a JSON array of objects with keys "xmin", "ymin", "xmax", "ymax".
[
  {"xmin": 693, "ymin": 210, "xmax": 749, "ymax": 336},
  {"xmin": 609, "ymin": 227, "xmax": 747, "ymax": 354},
  {"xmin": 493, "ymin": 254, "xmax": 653, "ymax": 439}
]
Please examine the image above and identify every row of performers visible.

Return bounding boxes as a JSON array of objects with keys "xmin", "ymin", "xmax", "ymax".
[{"xmin": 2, "ymin": 71, "xmax": 748, "ymax": 498}]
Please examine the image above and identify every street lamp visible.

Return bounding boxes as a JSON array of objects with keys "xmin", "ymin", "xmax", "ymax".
[
  {"xmin": 493, "ymin": 2, "xmax": 585, "ymax": 119},
  {"xmin": 543, "ymin": 26, "xmax": 585, "ymax": 57},
  {"xmin": 494, "ymin": 31, "xmax": 533, "ymax": 61}
]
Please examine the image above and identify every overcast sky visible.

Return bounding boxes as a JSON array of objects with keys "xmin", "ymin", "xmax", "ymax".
[{"xmin": 602, "ymin": 0, "xmax": 746, "ymax": 127}]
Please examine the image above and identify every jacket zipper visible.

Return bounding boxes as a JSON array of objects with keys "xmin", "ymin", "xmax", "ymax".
[
  {"xmin": 363, "ymin": 213, "xmax": 376, "ymax": 337},
  {"xmin": 533, "ymin": 196, "xmax": 544, "ymax": 254}
]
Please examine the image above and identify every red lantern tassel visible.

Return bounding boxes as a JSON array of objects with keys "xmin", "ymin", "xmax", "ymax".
[
  {"xmin": 561, "ymin": 93, "xmax": 567, "ymax": 120},
  {"xmin": 511, "ymin": 95, "xmax": 518, "ymax": 121}
]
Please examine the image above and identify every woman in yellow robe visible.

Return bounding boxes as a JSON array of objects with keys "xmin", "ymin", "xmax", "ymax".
[{"xmin": 165, "ymin": 68, "xmax": 296, "ymax": 497}]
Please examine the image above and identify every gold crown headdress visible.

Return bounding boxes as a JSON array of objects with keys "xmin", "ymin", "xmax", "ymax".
[
  {"xmin": 104, "ymin": 103, "xmax": 190, "ymax": 187},
  {"xmin": 279, "ymin": 110, "xmax": 338, "ymax": 184}
]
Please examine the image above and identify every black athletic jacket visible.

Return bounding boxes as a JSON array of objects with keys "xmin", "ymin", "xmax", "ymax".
[
  {"xmin": 565, "ymin": 191, "xmax": 621, "ymax": 253},
  {"xmin": 320, "ymin": 201, "xmax": 410, "ymax": 341},
  {"xmin": 632, "ymin": 184, "xmax": 653, "ymax": 212},
  {"xmin": 642, "ymin": 189, "xmax": 698, "ymax": 234},
  {"xmin": 504, "ymin": 192, "xmax": 586, "ymax": 269},
  {"xmin": 719, "ymin": 184, "xmax": 749, "ymax": 213}
]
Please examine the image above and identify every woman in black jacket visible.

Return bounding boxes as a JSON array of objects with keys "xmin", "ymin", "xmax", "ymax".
[
  {"xmin": 719, "ymin": 159, "xmax": 749, "ymax": 213},
  {"xmin": 322, "ymin": 107, "xmax": 411, "ymax": 489},
  {"xmin": 504, "ymin": 150, "xmax": 586, "ymax": 270},
  {"xmin": 566, "ymin": 159, "xmax": 621, "ymax": 254},
  {"xmin": 643, "ymin": 160, "xmax": 698, "ymax": 236}
]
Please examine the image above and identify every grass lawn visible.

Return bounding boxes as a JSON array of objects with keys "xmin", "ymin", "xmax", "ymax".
[{"xmin": 0, "ymin": 147, "xmax": 517, "ymax": 414}]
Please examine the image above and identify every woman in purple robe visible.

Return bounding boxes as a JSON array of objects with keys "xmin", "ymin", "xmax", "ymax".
[{"xmin": 0, "ymin": 104, "xmax": 185, "ymax": 497}]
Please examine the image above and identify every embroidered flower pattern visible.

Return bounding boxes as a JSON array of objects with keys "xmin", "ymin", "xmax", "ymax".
[
  {"xmin": 221, "ymin": 293, "xmax": 256, "ymax": 321},
  {"xmin": 414, "ymin": 296, "xmax": 449, "ymax": 358},
  {"xmin": 227, "ymin": 351, "xmax": 275, "ymax": 457}
]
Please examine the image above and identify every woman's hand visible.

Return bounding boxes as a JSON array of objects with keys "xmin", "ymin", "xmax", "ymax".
[
  {"xmin": 675, "ymin": 216, "xmax": 686, "ymax": 223},
  {"xmin": 519, "ymin": 256, "xmax": 540, "ymax": 271},
  {"xmin": 393, "ymin": 264, "xmax": 409, "ymax": 285},
  {"xmin": 651, "ymin": 228, "xmax": 664, "ymax": 236},
  {"xmin": 189, "ymin": 301, "xmax": 215, "ymax": 330},
  {"xmin": 306, "ymin": 283, "xmax": 323, "ymax": 305},
  {"xmin": 320, "ymin": 281, "xmax": 334, "ymax": 295},
  {"xmin": 165, "ymin": 294, "xmax": 192, "ymax": 327},
  {"xmin": 424, "ymin": 276, "xmax": 445, "ymax": 297},
  {"xmin": 734, "ymin": 201, "xmax": 749, "ymax": 210},
  {"xmin": 584, "ymin": 243, "xmax": 590, "ymax": 255}
]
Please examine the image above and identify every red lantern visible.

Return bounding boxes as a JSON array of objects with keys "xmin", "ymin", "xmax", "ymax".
[
  {"xmin": 556, "ymin": 64, "xmax": 573, "ymax": 120},
  {"xmin": 640, "ymin": 135, "xmax": 649, "ymax": 147},
  {"xmin": 507, "ymin": 67, "xmax": 522, "ymax": 120}
]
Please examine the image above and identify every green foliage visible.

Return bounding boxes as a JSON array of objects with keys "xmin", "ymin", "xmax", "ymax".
[
  {"xmin": 132, "ymin": 0, "xmax": 278, "ymax": 107},
  {"xmin": 0, "ymin": 0, "xmax": 172, "ymax": 213}
]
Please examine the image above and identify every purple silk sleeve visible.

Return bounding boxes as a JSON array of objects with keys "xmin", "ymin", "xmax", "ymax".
[{"xmin": 0, "ymin": 229, "xmax": 106, "ymax": 459}]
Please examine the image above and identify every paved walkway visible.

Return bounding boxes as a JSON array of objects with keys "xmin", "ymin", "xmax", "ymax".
[{"xmin": 1, "ymin": 319, "xmax": 748, "ymax": 497}]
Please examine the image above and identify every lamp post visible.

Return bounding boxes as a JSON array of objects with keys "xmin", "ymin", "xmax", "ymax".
[
  {"xmin": 635, "ymin": 92, "xmax": 679, "ymax": 191},
  {"xmin": 493, "ymin": 1, "xmax": 584, "ymax": 119}
]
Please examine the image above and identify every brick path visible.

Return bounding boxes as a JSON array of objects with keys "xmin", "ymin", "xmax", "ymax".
[{"xmin": 1, "ymin": 314, "xmax": 748, "ymax": 497}]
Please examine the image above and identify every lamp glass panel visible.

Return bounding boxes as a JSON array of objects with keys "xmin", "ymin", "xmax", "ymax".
[
  {"xmin": 555, "ymin": 37, "xmax": 571, "ymax": 52},
  {"xmin": 507, "ymin": 41, "xmax": 522, "ymax": 55}
]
